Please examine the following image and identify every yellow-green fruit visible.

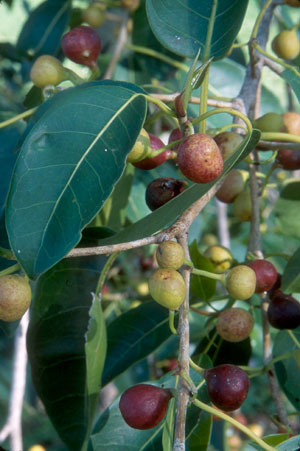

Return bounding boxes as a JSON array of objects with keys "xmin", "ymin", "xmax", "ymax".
[
  {"xmin": 30, "ymin": 55, "xmax": 66, "ymax": 88},
  {"xmin": 214, "ymin": 132, "xmax": 244, "ymax": 160},
  {"xmin": 202, "ymin": 233, "xmax": 218, "ymax": 246},
  {"xmin": 216, "ymin": 307, "xmax": 254, "ymax": 342},
  {"xmin": 148, "ymin": 269, "xmax": 185, "ymax": 310},
  {"xmin": 216, "ymin": 169, "xmax": 248, "ymax": 204},
  {"xmin": 282, "ymin": 112, "xmax": 300, "ymax": 136},
  {"xmin": 225, "ymin": 265, "xmax": 256, "ymax": 300},
  {"xmin": 204, "ymin": 245, "xmax": 233, "ymax": 274},
  {"xmin": 233, "ymin": 190, "xmax": 252, "ymax": 222},
  {"xmin": 272, "ymin": 29, "xmax": 300, "ymax": 60},
  {"xmin": 127, "ymin": 128, "xmax": 151, "ymax": 163},
  {"xmin": 82, "ymin": 4, "xmax": 106, "ymax": 28},
  {"xmin": 254, "ymin": 112, "xmax": 284, "ymax": 133},
  {"xmin": 156, "ymin": 241, "xmax": 185, "ymax": 270},
  {"xmin": 121, "ymin": 0, "xmax": 140, "ymax": 11},
  {"xmin": 0, "ymin": 275, "xmax": 32, "ymax": 322}
]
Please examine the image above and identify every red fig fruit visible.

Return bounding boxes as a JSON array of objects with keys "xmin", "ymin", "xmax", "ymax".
[
  {"xmin": 62, "ymin": 25, "xmax": 101, "ymax": 68},
  {"xmin": 248, "ymin": 259, "xmax": 278, "ymax": 293}
]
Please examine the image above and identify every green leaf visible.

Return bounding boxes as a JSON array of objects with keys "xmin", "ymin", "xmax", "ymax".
[
  {"xmin": 189, "ymin": 240, "xmax": 216, "ymax": 301},
  {"xmin": 16, "ymin": 0, "xmax": 71, "ymax": 58},
  {"xmin": 273, "ymin": 328, "xmax": 300, "ymax": 410},
  {"xmin": 102, "ymin": 301, "xmax": 177, "ymax": 386},
  {"xmin": 282, "ymin": 69, "xmax": 300, "ymax": 102},
  {"xmin": 85, "ymin": 294, "xmax": 107, "ymax": 438},
  {"xmin": 27, "ymin": 254, "xmax": 107, "ymax": 450},
  {"xmin": 146, "ymin": 0, "xmax": 249, "ymax": 59},
  {"xmin": 247, "ymin": 433, "xmax": 289, "ymax": 450},
  {"xmin": 162, "ymin": 398, "xmax": 175, "ymax": 451},
  {"xmin": 95, "ymin": 130, "xmax": 260, "ymax": 249},
  {"xmin": 274, "ymin": 180, "xmax": 300, "ymax": 239},
  {"xmin": 277, "ymin": 435, "xmax": 300, "ymax": 450},
  {"xmin": 6, "ymin": 81, "xmax": 147, "ymax": 279},
  {"xmin": 282, "ymin": 246, "xmax": 300, "ymax": 293},
  {"xmin": 186, "ymin": 411, "xmax": 212, "ymax": 451}
]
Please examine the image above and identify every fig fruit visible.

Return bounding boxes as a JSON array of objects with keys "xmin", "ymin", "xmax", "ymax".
[
  {"xmin": 225, "ymin": 265, "xmax": 256, "ymax": 300},
  {"xmin": 156, "ymin": 241, "xmax": 185, "ymax": 270},
  {"xmin": 248, "ymin": 259, "xmax": 278, "ymax": 293},
  {"xmin": 282, "ymin": 112, "xmax": 300, "ymax": 135},
  {"xmin": 214, "ymin": 131, "xmax": 244, "ymax": 160},
  {"xmin": 216, "ymin": 169, "xmax": 247, "ymax": 204},
  {"xmin": 127, "ymin": 128, "xmax": 151, "ymax": 163},
  {"xmin": 148, "ymin": 268, "xmax": 185, "ymax": 310},
  {"xmin": 272, "ymin": 29, "xmax": 300, "ymax": 60},
  {"xmin": 277, "ymin": 149, "xmax": 300, "ymax": 170},
  {"xmin": 30, "ymin": 55, "xmax": 66, "ymax": 88},
  {"xmin": 233, "ymin": 190, "xmax": 252, "ymax": 222},
  {"xmin": 284, "ymin": 0, "xmax": 300, "ymax": 6},
  {"xmin": 62, "ymin": 25, "xmax": 101, "ymax": 68},
  {"xmin": 216, "ymin": 308, "xmax": 254, "ymax": 342},
  {"xmin": 168, "ymin": 128, "xmax": 182, "ymax": 152},
  {"xmin": 254, "ymin": 112, "xmax": 284, "ymax": 133},
  {"xmin": 82, "ymin": 3, "xmax": 106, "ymax": 28},
  {"xmin": 133, "ymin": 134, "xmax": 172, "ymax": 170},
  {"xmin": 204, "ymin": 364, "xmax": 249, "ymax": 412},
  {"xmin": 145, "ymin": 177, "xmax": 186, "ymax": 211},
  {"xmin": 0, "ymin": 275, "xmax": 32, "ymax": 322},
  {"xmin": 177, "ymin": 133, "xmax": 223, "ymax": 183},
  {"xmin": 121, "ymin": 0, "xmax": 140, "ymax": 11},
  {"xmin": 119, "ymin": 384, "xmax": 173, "ymax": 429},
  {"xmin": 204, "ymin": 245, "xmax": 233, "ymax": 274},
  {"xmin": 267, "ymin": 290, "xmax": 300, "ymax": 329}
]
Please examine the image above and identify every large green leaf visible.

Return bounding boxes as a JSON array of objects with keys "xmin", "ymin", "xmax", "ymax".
[
  {"xmin": 247, "ymin": 433, "xmax": 290, "ymax": 450},
  {"xmin": 282, "ymin": 246, "xmax": 300, "ymax": 293},
  {"xmin": 16, "ymin": 0, "xmax": 71, "ymax": 58},
  {"xmin": 6, "ymin": 81, "xmax": 147, "ymax": 279},
  {"xmin": 146, "ymin": 0, "xmax": 249, "ymax": 59},
  {"xmin": 282, "ymin": 69, "xmax": 300, "ymax": 102},
  {"xmin": 27, "ymin": 254, "xmax": 107, "ymax": 450},
  {"xmin": 85, "ymin": 293, "xmax": 107, "ymax": 442},
  {"xmin": 274, "ymin": 180, "xmax": 300, "ymax": 240},
  {"xmin": 273, "ymin": 328, "xmax": 300, "ymax": 410},
  {"xmin": 94, "ymin": 130, "xmax": 260, "ymax": 248},
  {"xmin": 102, "ymin": 301, "xmax": 177, "ymax": 386}
]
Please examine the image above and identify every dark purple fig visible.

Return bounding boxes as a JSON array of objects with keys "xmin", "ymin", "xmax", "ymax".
[
  {"xmin": 204, "ymin": 364, "xmax": 249, "ymax": 412},
  {"xmin": 267, "ymin": 290, "xmax": 300, "ymax": 330},
  {"xmin": 119, "ymin": 384, "xmax": 173, "ymax": 429},
  {"xmin": 277, "ymin": 149, "xmax": 300, "ymax": 170},
  {"xmin": 145, "ymin": 177, "xmax": 186, "ymax": 211},
  {"xmin": 177, "ymin": 133, "xmax": 223, "ymax": 183},
  {"xmin": 62, "ymin": 25, "xmax": 101, "ymax": 68},
  {"xmin": 248, "ymin": 259, "xmax": 278, "ymax": 293}
]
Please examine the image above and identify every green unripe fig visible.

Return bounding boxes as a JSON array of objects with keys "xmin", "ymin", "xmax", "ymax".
[
  {"xmin": 282, "ymin": 112, "xmax": 300, "ymax": 136},
  {"xmin": 82, "ymin": 4, "xmax": 106, "ymax": 28},
  {"xmin": 121, "ymin": 0, "xmax": 140, "ymax": 11},
  {"xmin": 204, "ymin": 245, "xmax": 233, "ymax": 274},
  {"xmin": 216, "ymin": 307, "xmax": 254, "ymax": 342},
  {"xmin": 148, "ymin": 269, "xmax": 185, "ymax": 310},
  {"xmin": 30, "ymin": 55, "xmax": 66, "ymax": 88},
  {"xmin": 272, "ymin": 29, "xmax": 300, "ymax": 60},
  {"xmin": 127, "ymin": 128, "xmax": 151, "ymax": 163},
  {"xmin": 216, "ymin": 169, "xmax": 248, "ymax": 204},
  {"xmin": 233, "ymin": 190, "xmax": 252, "ymax": 222},
  {"xmin": 0, "ymin": 275, "xmax": 32, "ymax": 322},
  {"xmin": 156, "ymin": 241, "xmax": 185, "ymax": 270},
  {"xmin": 253, "ymin": 112, "xmax": 284, "ymax": 133},
  {"xmin": 213, "ymin": 132, "xmax": 244, "ymax": 160},
  {"xmin": 225, "ymin": 265, "xmax": 256, "ymax": 300}
]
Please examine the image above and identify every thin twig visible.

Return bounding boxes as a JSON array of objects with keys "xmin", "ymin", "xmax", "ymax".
[
  {"xmin": 103, "ymin": 13, "xmax": 129, "ymax": 80},
  {"xmin": 152, "ymin": 93, "xmax": 234, "ymax": 108},
  {"xmin": 0, "ymin": 311, "xmax": 29, "ymax": 449}
]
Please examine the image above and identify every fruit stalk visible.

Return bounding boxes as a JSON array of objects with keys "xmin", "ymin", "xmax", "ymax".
[{"xmin": 193, "ymin": 399, "xmax": 275, "ymax": 451}]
